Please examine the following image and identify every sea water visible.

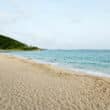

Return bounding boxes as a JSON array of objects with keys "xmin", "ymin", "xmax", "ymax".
[{"xmin": 5, "ymin": 50, "xmax": 110, "ymax": 76}]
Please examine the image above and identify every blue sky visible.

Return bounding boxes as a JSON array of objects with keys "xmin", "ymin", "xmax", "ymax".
[{"xmin": 0, "ymin": 0, "xmax": 110, "ymax": 49}]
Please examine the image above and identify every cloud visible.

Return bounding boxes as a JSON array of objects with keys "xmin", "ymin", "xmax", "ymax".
[
  {"xmin": 0, "ymin": 0, "xmax": 29, "ymax": 26},
  {"xmin": 0, "ymin": 12, "xmax": 19, "ymax": 25},
  {"xmin": 10, "ymin": 0, "xmax": 30, "ymax": 18}
]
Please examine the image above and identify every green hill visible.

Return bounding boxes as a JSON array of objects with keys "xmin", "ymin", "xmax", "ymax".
[{"xmin": 0, "ymin": 34, "xmax": 40, "ymax": 50}]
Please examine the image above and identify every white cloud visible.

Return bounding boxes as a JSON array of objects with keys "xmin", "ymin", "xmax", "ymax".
[{"xmin": 0, "ymin": 11, "xmax": 19, "ymax": 25}]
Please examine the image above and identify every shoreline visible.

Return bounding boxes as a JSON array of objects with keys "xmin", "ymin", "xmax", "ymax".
[
  {"xmin": 1, "ymin": 53, "xmax": 110, "ymax": 78},
  {"xmin": 1, "ymin": 53, "xmax": 110, "ymax": 84},
  {"xmin": 0, "ymin": 54, "xmax": 110, "ymax": 110}
]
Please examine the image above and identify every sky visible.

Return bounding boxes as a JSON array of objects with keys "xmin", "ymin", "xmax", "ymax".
[{"xmin": 0, "ymin": 0, "xmax": 110, "ymax": 49}]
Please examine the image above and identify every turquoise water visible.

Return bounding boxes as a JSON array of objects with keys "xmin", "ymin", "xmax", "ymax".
[{"xmin": 6, "ymin": 50, "xmax": 110, "ymax": 76}]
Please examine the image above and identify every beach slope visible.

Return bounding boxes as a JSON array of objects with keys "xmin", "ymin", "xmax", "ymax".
[{"xmin": 0, "ymin": 54, "xmax": 110, "ymax": 110}]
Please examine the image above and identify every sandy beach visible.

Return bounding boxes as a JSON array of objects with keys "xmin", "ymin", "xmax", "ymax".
[{"xmin": 0, "ymin": 54, "xmax": 110, "ymax": 110}]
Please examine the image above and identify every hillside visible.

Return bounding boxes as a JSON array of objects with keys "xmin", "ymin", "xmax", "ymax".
[{"xmin": 0, "ymin": 34, "xmax": 40, "ymax": 50}]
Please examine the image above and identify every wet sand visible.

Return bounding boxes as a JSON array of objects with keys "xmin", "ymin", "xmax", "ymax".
[{"xmin": 0, "ymin": 54, "xmax": 110, "ymax": 110}]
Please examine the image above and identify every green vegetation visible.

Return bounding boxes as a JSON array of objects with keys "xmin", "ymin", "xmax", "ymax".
[{"xmin": 0, "ymin": 34, "xmax": 41, "ymax": 50}]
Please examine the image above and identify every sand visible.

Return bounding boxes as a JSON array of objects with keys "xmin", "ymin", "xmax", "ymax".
[{"xmin": 0, "ymin": 54, "xmax": 110, "ymax": 110}]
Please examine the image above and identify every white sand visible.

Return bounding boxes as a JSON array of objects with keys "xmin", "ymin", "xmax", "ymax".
[{"xmin": 0, "ymin": 54, "xmax": 110, "ymax": 110}]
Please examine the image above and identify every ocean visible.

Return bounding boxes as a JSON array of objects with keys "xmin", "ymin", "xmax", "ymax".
[{"xmin": 5, "ymin": 50, "xmax": 110, "ymax": 77}]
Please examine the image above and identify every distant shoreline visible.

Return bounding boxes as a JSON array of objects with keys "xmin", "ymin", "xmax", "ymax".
[{"xmin": 0, "ymin": 34, "xmax": 43, "ymax": 51}]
